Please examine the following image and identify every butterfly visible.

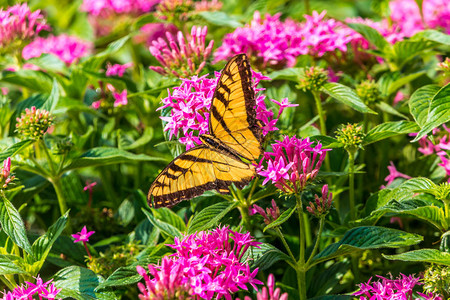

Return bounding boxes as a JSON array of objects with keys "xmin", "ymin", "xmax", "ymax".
[{"xmin": 148, "ymin": 54, "xmax": 263, "ymax": 208}]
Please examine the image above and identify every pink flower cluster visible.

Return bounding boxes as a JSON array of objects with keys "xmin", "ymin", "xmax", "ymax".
[
  {"xmin": 92, "ymin": 84, "xmax": 128, "ymax": 109},
  {"xmin": 106, "ymin": 62, "xmax": 133, "ymax": 77},
  {"xmin": 236, "ymin": 274, "xmax": 288, "ymax": 300},
  {"xmin": 0, "ymin": 3, "xmax": 50, "ymax": 48},
  {"xmin": 159, "ymin": 70, "xmax": 295, "ymax": 150},
  {"xmin": 354, "ymin": 273, "xmax": 441, "ymax": 300},
  {"xmin": 306, "ymin": 184, "xmax": 333, "ymax": 217},
  {"xmin": 250, "ymin": 199, "xmax": 281, "ymax": 225},
  {"xmin": 0, "ymin": 157, "xmax": 14, "ymax": 189},
  {"xmin": 80, "ymin": 0, "xmax": 158, "ymax": 17},
  {"xmin": 22, "ymin": 34, "xmax": 92, "ymax": 65},
  {"xmin": 1, "ymin": 275, "xmax": 61, "ymax": 300},
  {"xmin": 149, "ymin": 25, "xmax": 214, "ymax": 77},
  {"xmin": 257, "ymin": 136, "xmax": 330, "ymax": 193},
  {"xmin": 137, "ymin": 226, "xmax": 263, "ymax": 300},
  {"xmin": 382, "ymin": 161, "xmax": 411, "ymax": 188}
]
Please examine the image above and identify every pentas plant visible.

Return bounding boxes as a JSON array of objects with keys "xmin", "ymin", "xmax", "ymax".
[
  {"xmin": 159, "ymin": 70, "xmax": 295, "ymax": 150},
  {"xmin": 1, "ymin": 275, "xmax": 61, "ymax": 300},
  {"xmin": 236, "ymin": 274, "xmax": 288, "ymax": 300},
  {"xmin": 136, "ymin": 226, "xmax": 262, "ymax": 300},
  {"xmin": 0, "ymin": 3, "xmax": 50, "ymax": 50},
  {"xmin": 149, "ymin": 25, "xmax": 214, "ymax": 77},
  {"xmin": 257, "ymin": 136, "xmax": 330, "ymax": 193},
  {"xmin": 0, "ymin": 157, "xmax": 14, "ymax": 189},
  {"xmin": 91, "ymin": 83, "xmax": 129, "ymax": 110},
  {"xmin": 22, "ymin": 34, "xmax": 92, "ymax": 66},
  {"xmin": 105, "ymin": 62, "xmax": 133, "ymax": 77}
]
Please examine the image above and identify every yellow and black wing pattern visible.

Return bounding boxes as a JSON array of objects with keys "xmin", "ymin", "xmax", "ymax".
[
  {"xmin": 148, "ymin": 54, "xmax": 262, "ymax": 208},
  {"xmin": 209, "ymin": 54, "xmax": 262, "ymax": 161}
]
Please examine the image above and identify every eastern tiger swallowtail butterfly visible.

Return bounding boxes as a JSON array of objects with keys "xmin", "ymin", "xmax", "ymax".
[{"xmin": 148, "ymin": 54, "xmax": 262, "ymax": 208}]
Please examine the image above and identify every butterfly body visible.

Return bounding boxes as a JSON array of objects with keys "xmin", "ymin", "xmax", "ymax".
[{"xmin": 148, "ymin": 54, "xmax": 262, "ymax": 208}]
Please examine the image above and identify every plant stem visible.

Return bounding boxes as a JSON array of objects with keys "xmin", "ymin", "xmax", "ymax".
[
  {"xmin": 303, "ymin": 212, "xmax": 312, "ymax": 247},
  {"xmin": 444, "ymin": 199, "xmax": 450, "ymax": 226},
  {"xmin": 305, "ymin": 217, "xmax": 325, "ymax": 267},
  {"xmin": 275, "ymin": 227, "xmax": 296, "ymax": 263},
  {"xmin": 296, "ymin": 192, "xmax": 307, "ymax": 300},
  {"xmin": 312, "ymin": 91, "xmax": 326, "ymax": 136},
  {"xmin": 237, "ymin": 205, "xmax": 251, "ymax": 231},
  {"xmin": 51, "ymin": 177, "xmax": 68, "ymax": 216},
  {"xmin": 348, "ymin": 149, "xmax": 356, "ymax": 221},
  {"xmin": 40, "ymin": 139, "xmax": 56, "ymax": 176}
]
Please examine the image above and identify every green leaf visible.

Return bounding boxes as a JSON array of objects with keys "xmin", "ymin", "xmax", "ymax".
[
  {"xmin": 0, "ymin": 254, "xmax": 27, "ymax": 275},
  {"xmin": 143, "ymin": 209, "xmax": 183, "ymax": 239},
  {"xmin": 311, "ymin": 226, "xmax": 423, "ymax": 266},
  {"xmin": 346, "ymin": 23, "xmax": 390, "ymax": 51},
  {"xmin": 392, "ymin": 40, "xmax": 436, "ymax": 68},
  {"xmin": 0, "ymin": 196, "xmax": 32, "ymax": 255},
  {"xmin": 321, "ymin": 83, "xmax": 376, "ymax": 114},
  {"xmin": 409, "ymin": 85, "xmax": 441, "ymax": 127},
  {"xmin": 384, "ymin": 249, "xmax": 450, "ymax": 266},
  {"xmin": 245, "ymin": 243, "xmax": 293, "ymax": 270},
  {"xmin": 1, "ymin": 70, "xmax": 53, "ymax": 92},
  {"xmin": 53, "ymin": 266, "xmax": 110, "ymax": 300},
  {"xmin": 413, "ymin": 83, "xmax": 450, "ymax": 141},
  {"xmin": 198, "ymin": 11, "xmax": 243, "ymax": 28},
  {"xmin": 26, "ymin": 54, "xmax": 67, "ymax": 73},
  {"xmin": 65, "ymin": 147, "xmax": 164, "ymax": 170},
  {"xmin": 267, "ymin": 68, "xmax": 302, "ymax": 81},
  {"xmin": 357, "ymin": 199, "xmax": 447, "ymax": 231},
  {"xmin": 309, "ymin": 135, "xmax": 343, "ymax": 148},
  {"xmin": 264, "ymin": 207, "xmax": 295, "ymax": 232},
  {"xmin": 364, "ymin": 121, "xmax": 420, "ymax": 145},
  {"xmin": 376, "ymin": 102, "xmax": 408, "ymax": 119},
  {"xmin": 412, "ymin": 30, "xmax": 450, "ymax": 45},
  {"xmin": 153, "ymin": 208, "xmax": 186, "ymax": 232},
  {"xmin": 120, "ymin": 127, "xmax": 154, "ymax": 150},
  {"xmin": 41, "ymin": 78, "xmax": 60, "ymax": 113},
  {"xmin": 117, "ymin": 199, "xmax": 135, "ymax": 226},
  {"xmin": 187, "ymin": 201, "xmax": 238, "ymax": 234},
  {"xmin": 31, "ymin": 210, "xmax": 69, "ymax": 263},
  {"xmin": 387, "ymin": 72, "xmax": 425, "ymax": 96},
  {"xmin": 133, "ymin": 13, "xmax": 157, "ymax": 29},
  {"xmin": 82, "ymin": 36, "xmax": 130, "ymax": 72},
  {"xmin": 0, "ymin": 140, "xmax": 33, "ymax": 162}
]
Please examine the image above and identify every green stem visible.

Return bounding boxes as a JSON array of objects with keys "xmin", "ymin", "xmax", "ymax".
[
  {"xmin": 348, "ymin": 149, "xmax": 356, "ymax": 221},
  {"xmin": 275, "ymin": 227, "xmax": 296, "ymax": 263},
  {"xmin": 303, "ymin": 212, "xmax": 312, "ymax": 247},
  {"xmin": 296, "ymin": 192, "xmax": 307, "ymax": 300},
  {"xmin": 305, "ymin": 217, "xmax": 325, "ymax": 268},
  {"xmin": 51, "ymin": 177, "xmax": 68, "ymax": 216},
  {"xmin": 247, "ymin": 178, "xmax": 259, "ymax": 202},
  {"xmin": 444, "ymin": 199, "xmax": 450, "ymax": 227},
  {"xmin": 40, "ymin": 139, "xmax": 56, "ymax": 176},
  {"xmin": 312, "ymin": 91, "xmax": 326, "ymax": 136},
  {"xmin": 304, "ymin": 0, "xmax": 310, "ymax": 14},
  {"xmin": 238, "ymin": 205, "xmax": 251, "ymax": 231}
]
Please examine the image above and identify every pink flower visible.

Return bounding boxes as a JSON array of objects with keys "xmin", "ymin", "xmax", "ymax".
[
  {"xmin": 137, "ymin": 226, "xmax": 263, "ymax": 299},
  {"xmin": 423, "ymin": 0, "xmax": 450, "ymax": 33},
  {"xmin": 250, "ymin": 199, "xmax": 281, "ymax": 225},
  {"xmin": 72, "ymin": 226, "xmax": 95, "ymax": 243},
  {"xmin": 81, "ymin": 0, "xmax": 158, "ymax": 17},
  {"xmin": 149, "ymin": 25, "xmax": 214, "ymax": 77},
  {"xmin": 354, "ymin": 273, "xmax": 441, "ymax": 300},
  {"xmin": 83, "ymin": 181, "xmax": 97, "ymax": 191},
  {"xmin": 383, "ymin": 161, "xmax": 412, "ymax": 187},
  {"xmin": 393, "ymin": 91, "xmax": 406, "ymax": 105},
  {"xmin": 91, "ymin": 101, "xmax": 102, "ymax": 110},
  {"xmin": 0, "ymin": 3, "xmax": 50, "ymax": 48},
  {"xmin": 1, "ymin": 88, "xmax": 8, "ymax": 96},
  {"xmin": 22, "ymin": 34, "xmax": 92, "ymax": 66},
  {"xmin": 159, "ymin": 70, "xmax": 289, "ymax": 150},
  {"xmin": 3, "ymin": 276, "xmax": 61, "ymax": 300},
  {"xmin": 1, "ymin": 157, "xmax": 15, "ymax": 189},
  {"xmin": 389, "ymin": 0, "xmax": 424, "ymax": 37},
  {"xmin": 136, "ymin": 23, "xmax": 178, "ymax": 46},
  {"xmin": 236, "ymin": 274, "xmax": 288, "ymax": 300},
  {"xmin": 257, "ymin": 136, "xmax": 330, "ymax": 193},
  {"xmin": 106, "ymin": 62, "xmax": 133, "ymax": 77},
  {"xmin": 438, "ymin": 154, "xmax": 450, "ymax": 181},
  {"xmin": 306, "ymin": 184, "xmax": 333, "ymax": 217},
  {"xmin": 113, "ymin": 90, "xmax": 128, "ymax": 107}
]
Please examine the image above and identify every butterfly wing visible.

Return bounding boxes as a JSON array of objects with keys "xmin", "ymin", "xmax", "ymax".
[
  {"xmin": 148, "ymin": 144, "xmax": 255, "ymax": 208},
  {"xmin": 209, "ymin": 54, "xmax": 262, "ymax": 162}
]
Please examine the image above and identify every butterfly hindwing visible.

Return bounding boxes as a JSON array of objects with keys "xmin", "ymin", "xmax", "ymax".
[
  {"xmin": 209, "ymin": 54, "xmax": 262, "ymax": 162},
  {"xmin": 148, "ymin": 144, "xmax": 255, "ymax": 208}
]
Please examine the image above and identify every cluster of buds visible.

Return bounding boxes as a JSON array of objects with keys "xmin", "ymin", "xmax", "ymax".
[
  {"xmin": 298, "ymin": 66, "xmax": 329, "ymax": 92},
  {"xmin": 438, "ymin": 58, "xmax": 450, "ymax": 85},
  {"xmin": 306, "ymin": 184, "xmax": 333, "ymax": 217},
  {"xmin": 91, "ymin": 83, "xmax": 128, "ymax": 111},
  {"xmin": 336, "ymin": 123, "xmax": 365, "ymax": 151},
  {"xmin": 16, "ymin": 106, "xmax": 54, "ymax": 139},
  {"xmin": 356, "ymin": 80, "xmax": 382, "ymax": 105},
  {"xmin": 155, "ymin": 0, "xmax": 194, "ymax": 23},
  {"xmin": 149, "ymin": 25, "xmax": 214, "ymax": 78},
  {"xmin": 250, "ymin": 199, "xmax": 281, "ymax": 225},
  {"xmin": 1, "ymin": 158, "xmax": 15, "ymax": 189}
]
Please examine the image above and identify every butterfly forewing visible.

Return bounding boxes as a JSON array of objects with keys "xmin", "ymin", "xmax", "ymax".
[
  {"xmin": 148, "ymin": 145, "xmax": 255, "ymax": 208},
  {"xmin": 209, "ymin": 54, "xmax": 262, "ymax": 162}
]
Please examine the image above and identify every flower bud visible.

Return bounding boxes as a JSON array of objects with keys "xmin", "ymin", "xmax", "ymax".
[
  {"xmin": 356, "ymin": 80, "xmax": 382, "ymax": 105},
  {"xmin": 16, "ymin": 106, "xmax": 54, "ymax": 139},
  {"xmin": 306, "ymin": 184, "xmax": 333, "ymax": 217},
  {"xmin": 336, "ymin": 123, "xmax": 365, "ymax": 151},
  {"xmin": 298, "ymin": 66, "xmax": 329, "ymax": 92},
  {"xmin": 0, "ymin": 157, "xmax": 15, "ymax": 189}
]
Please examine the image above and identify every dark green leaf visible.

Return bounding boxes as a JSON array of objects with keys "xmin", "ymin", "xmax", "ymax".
[
  {"xmin": 346, "ymin": 23, "xmax": 390, "ymax": 51},
  {"xmin": 364, "ymin": 121, "xmax": 420, "ymax": 145},
  {"xmin": 198, "ymin": 11, "xmax": 243, "ymax": 28},
  {"xmin": 0, "ymin": 254, "xmax": 28, "ymax": 275},
  {"xmin": 133, "ymin": 13, "xmax": 157, "ymax": 29},
  {"xmin": 0, "ymin": 140, "xmax": 33, "ymax": 162},
  {"xmin": 392, "ymin": 41, "xmax": 436, "ymax": 68},
  {"xmin": 321, "ymin": 83, "xmax": 376, "ymax": 114},
  {"xmin": 412, "ymin": 30, "xmax": 450, "ymax": 45},
  {"xmin": 64, "ymin": 147, "xmax": 164, "ymax": 170},
  {"xmin": 31, "ymin": 210, "xmax": 69, "ymax": 263},
  {"xmin": 409, "ymin": 85, "xmax": 441, "ymax": 127},
  {"xmin": 267, "ymin": 68, "xmax": 302, "ymax": 81},
  {"xmin": 41, "ymin": 78, "xmax": 60, "ymax": 113},
  {"xmin": 117, "ymin": 199, "xmax": 135, "ymax": 226},
  {"xmin": 311, "ymin": 226, "xmax": 422, "ymax": 266},
  {"xmin": 387, "ymin": 72, "xmax": 425, "ymax": 96},
  {"xmin": 413, "ymin": 83, "xmax": 450, "ymax": 141},
  {"xmin": 384, "ymin": 249, "xmax": 450, "ymax": 266},
  {"xmin": 245, "ymin": 243, "xmax": 293, "ymax": 270},
  {"xmin": 309, "ymin": 135, "xmax": 343, "ymax": 148},
  {"xmin": 143, "ymin": 209, "xmax": 183, "ymax": 239},
  {"xmin": 376, "ymin": 102, "xmax": 408, "ymax": 119},
  {"xmin": 187, "ymin": 201, "xmax": 238, "ymax": 234},
  {"xmin": 0, "ymin": 196, "xmax": 32, "ymax": 255},
  {"xmin": 264, "ymin": 207, "xmax": 295, "ymax": 232},
  {"xmin": 1, "ymin": 70, "xmax": 53, "ymax": 92}
]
